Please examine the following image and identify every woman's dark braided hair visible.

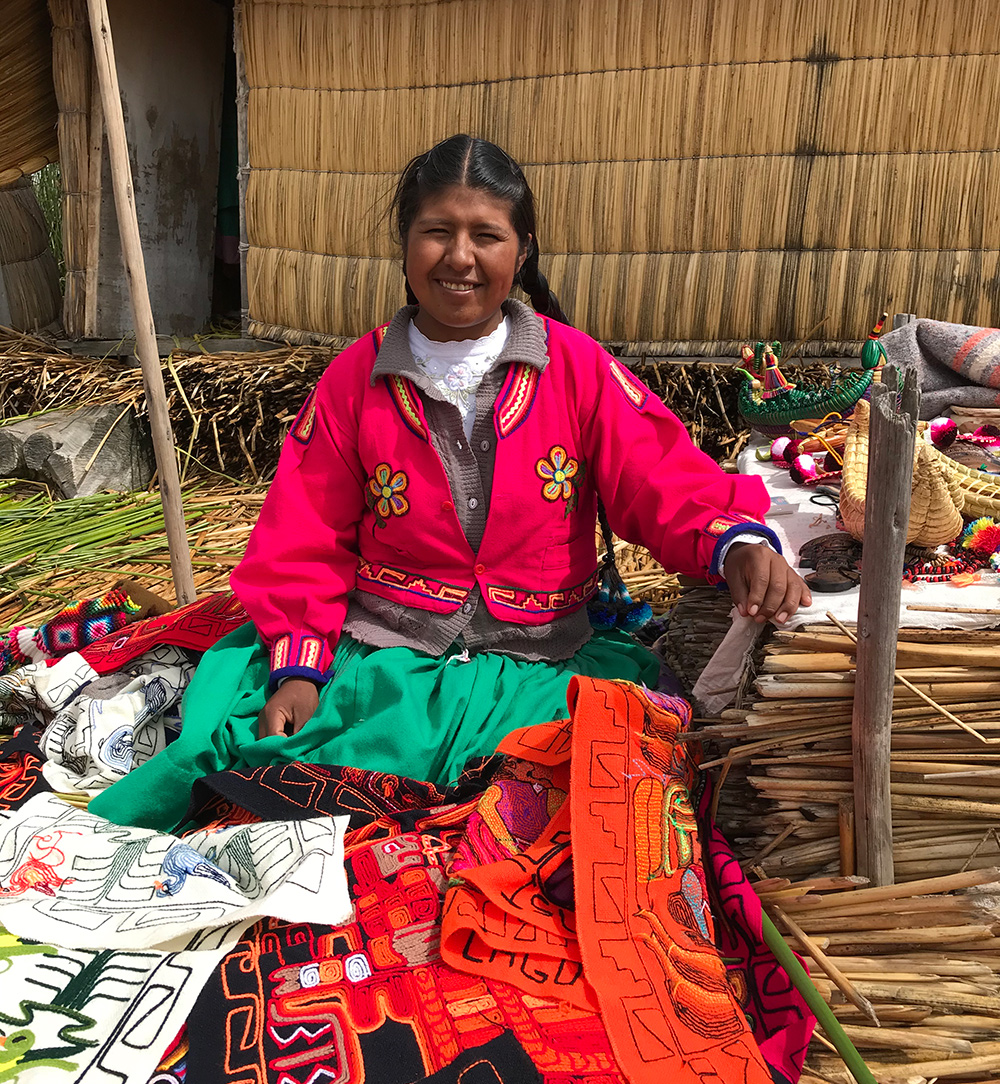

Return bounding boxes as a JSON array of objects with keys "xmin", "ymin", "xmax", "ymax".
[
  {"xmin": 390, "ymin": 134, "xmax": 569, "ymax": 324},
  {"xmin": 391, "ymin": 135, "xmax": 650, "ymax": 633}
]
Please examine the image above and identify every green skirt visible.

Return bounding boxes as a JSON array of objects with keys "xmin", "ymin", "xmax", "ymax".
[{"xmin": 89, "ymin": 623, "xmax": 659, "ymax": 833}]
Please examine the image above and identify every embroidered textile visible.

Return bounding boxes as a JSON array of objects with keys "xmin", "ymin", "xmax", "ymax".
[
  {"xmin": 39, "ymin": 645, "xmax": 194, "ymax": 795},
  {"xmin": 155, "ymin": 683, "xmax": 809, "ymax": 1084},
  {"xmin": 0, "ymin": 674, "xmax": 813, "ymax": 1084},
  {"xmin": 0, "ymin": 917, "xmax": 247, "ymax": 1084},
  {"xmin": 80, "ymin": 592, "xmax": 248, "ymax": 675},
  {"xmin": 0, "ymin": 793, "xmax": 351, "ymax": 950}
]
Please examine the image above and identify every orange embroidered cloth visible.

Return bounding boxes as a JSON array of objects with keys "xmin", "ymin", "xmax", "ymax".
[{"xmin": 441, "ymin": 678, "xmax": 801, "ymax": 1084}]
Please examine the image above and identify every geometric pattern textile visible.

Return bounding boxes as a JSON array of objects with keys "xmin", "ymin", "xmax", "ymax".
[
  {"xmin": 145, "ymin": 679, "xmax": 813, "ymax": 1084},
  {"xmin": 80, "ymin": 592, "xmax": 248, "ymax": 675},
  {"xmin": 0, "ymin": 588, "xmax": 142, "ymax": 676}
]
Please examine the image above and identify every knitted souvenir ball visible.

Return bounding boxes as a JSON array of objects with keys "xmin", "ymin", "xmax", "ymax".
[
  {"xmin": 770, "ymin": 436, "xmax": 800, "ymax": 465},
  {"xmin": 929, "ymin": 417, "xmax": 958, "ymax": 449},
  {"xmin": 972, "ymin": 424, "xmax": 1000, "ymax": 445},
  {"xmin": 959, "ymin": 516, "xmax": 1000, "ymax": 556},
  {"xmin": 789, "ymin": 453, "xmax": 820, "ymax": 484}
]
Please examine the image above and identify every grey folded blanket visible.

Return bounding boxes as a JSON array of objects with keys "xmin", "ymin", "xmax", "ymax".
[{"xmin": 882, "ymin": 319, "xmax": 1000, "ymax": 419}]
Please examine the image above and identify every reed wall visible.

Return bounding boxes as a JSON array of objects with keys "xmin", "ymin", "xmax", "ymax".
[
  {"xmin": 0, "ymin": 177, "xmax": 62, "ymax": 330},
  {"xmin": 0, "ymin": 0, "xmax": 60, "ymax": 186},
  {"xmin": 240, "ymin": 0, "xmax": 1000, "ymax": 351}
]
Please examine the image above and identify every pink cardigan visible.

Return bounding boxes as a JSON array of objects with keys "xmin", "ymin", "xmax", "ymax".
[{"xmin": 231, "ymin": 317, "xmax": 774, "ymax": 684}]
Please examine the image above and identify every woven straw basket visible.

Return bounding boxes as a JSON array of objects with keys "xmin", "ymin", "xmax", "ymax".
[
  {"xmin": 841, "ymin": 400, "xmax": 965, "ymax": 545},
  {"xmin": 937, "ymin": 456, "xmax": 1000, "ymax": 519}
]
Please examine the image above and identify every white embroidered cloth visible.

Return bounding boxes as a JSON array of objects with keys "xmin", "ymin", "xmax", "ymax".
[
  {"xmin": 0, "ymin": 792, "xmax": 352, "ymax": 950},
  {"xmin": 408, "ymin": 317, "xmax": 510, "ymax": 436}
]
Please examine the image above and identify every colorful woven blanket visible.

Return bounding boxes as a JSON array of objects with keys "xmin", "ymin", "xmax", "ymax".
[
  {"xmin": 883, "ymin": 319, "xmax": 1000, "ymax": 418},
  {"xmin": 0, "ymin": 589, "xmax": 143, "ymax": 676}
]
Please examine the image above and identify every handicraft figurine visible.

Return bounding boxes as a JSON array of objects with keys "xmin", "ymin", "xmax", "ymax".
[{"xmin": 736, "ymin": 314, "xmax": 888, "ymax": 437}]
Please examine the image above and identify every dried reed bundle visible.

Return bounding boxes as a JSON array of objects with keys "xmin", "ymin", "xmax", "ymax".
[
  {"xmin": 47, "ymin": 0, "xmax": 94, "ymax": 336},
  {"xmin": 0, "ymin": 481, "xmax": 265, "ymax": 629},
  {"xmin": 248, "ymin": 244, "xmax": 1000, "ymax": 347},
  {"xmin": 0, "ymin": 179, "xmax": 60, "ymax": 330},
  {"xmin": 709, "ymin": 622, "xmax": 1000, "ymax": 883},
  {"xmin": 243, "ymin": 0, "xmax": 998, "ymax": 90},
  {"xmin": 0, "ymin": 330, "xmax": 783, "ymax": 478},
  {"xmin": 0, "ymin": 335, "xmax": 332, "ymax": 479},
  {"xmin": 752, "ymin": 871, "xmax": 1000, "ymax": 1080}
]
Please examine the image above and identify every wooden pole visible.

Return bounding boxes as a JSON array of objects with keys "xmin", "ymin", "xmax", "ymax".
[
  {"xmin": 233, "ymin": 0, "xmax": 251, "ymax": 338},
  {"xmin": 851, "ymin": 365, "xmax": 920, "ymax": 885},
  {"xmin": 85, "ymin": 0, "xmax": 196, "ymax": 606}
]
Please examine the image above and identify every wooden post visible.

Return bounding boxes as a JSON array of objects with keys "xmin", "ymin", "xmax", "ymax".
[
  {"xmin": 83, "ymin": 51, "xmax": 103, "ymax": 339},
  {"xmin": 233, "ymin": 0, "xmax": 251, "ymax": 339},
  {"xmin": 85, "ymin": 0, "xmax": 197, "ymax": 606},
  {"xmin": 851, "ymin": 364, "xmax": 920, "ymax": 885}
]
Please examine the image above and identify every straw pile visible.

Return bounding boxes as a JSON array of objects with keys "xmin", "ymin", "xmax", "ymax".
[
  {"xmin": 752, "ymin": 871, "xmax": 1000, "ymax": 1083},
  {"xmin": 240, "ymin": 0, "xmax": 1000, "ymax": 349},
  {"xmin": 0, "ymin": 331, "xmax": 333, "ymax": 480},
  {"xmin": 708, "ymin": 624, "xmax": 1000, "ymax": 884},
  {"xmin": 1, "ymin": 326, "xmax": 818, "ymax": 475},
  {"xmin": 0, "ymin": 0, "xmax": 59, "ymax": 187}
]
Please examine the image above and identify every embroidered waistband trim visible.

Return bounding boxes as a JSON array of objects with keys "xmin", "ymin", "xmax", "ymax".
[
  {"xmin": 485, "ymin": 570, "xmax": 600, "ymax": 614},
  {"xmin": 357, "ymin": 560, "xmax": 470, "ymax": 605}
]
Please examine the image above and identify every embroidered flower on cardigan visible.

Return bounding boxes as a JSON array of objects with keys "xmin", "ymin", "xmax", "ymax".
[
  {"xmin": 536, "ymin": 445, "xmax": 582, "ymax": 514},
  {"xmin": 366, "ymin": 463, "xmax": 410, "ymax": 527}
]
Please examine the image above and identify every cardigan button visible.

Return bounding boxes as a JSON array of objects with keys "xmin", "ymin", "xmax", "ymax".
[
  {"xmin": 441, "ymin": 500, "xmax": 454, "ymax": 513},
  {"xmin": 474, "ymin": 563, "xmax": 486, "ymax": 575}
]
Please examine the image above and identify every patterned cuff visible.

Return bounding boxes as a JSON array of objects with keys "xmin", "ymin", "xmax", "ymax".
[
  {"xmin": 706, "ymin": 523, "xmax": 782, "ymax": 587},
  {"xmin": 269, "ymin": 633, "xmax": 334, "ymax": 690}
]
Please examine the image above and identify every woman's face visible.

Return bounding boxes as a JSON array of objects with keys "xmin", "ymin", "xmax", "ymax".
[{"xmin": 404, "ymin": 184, "xmax": 528, "ymax": 342}]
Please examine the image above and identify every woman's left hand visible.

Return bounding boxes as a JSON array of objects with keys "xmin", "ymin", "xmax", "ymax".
[{"xmin": 723, "ymin": 543, "xmax": 812, "ymax": 624}]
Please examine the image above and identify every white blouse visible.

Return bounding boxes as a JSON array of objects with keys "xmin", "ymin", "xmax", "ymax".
[{"xmin": 408, "ymin": 318, "xmax": 511, "ymax": 438}]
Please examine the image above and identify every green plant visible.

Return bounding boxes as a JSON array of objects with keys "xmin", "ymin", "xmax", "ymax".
[{"xmin": 31, "ymin": 163, "xmax": 65, "ymax": 288}]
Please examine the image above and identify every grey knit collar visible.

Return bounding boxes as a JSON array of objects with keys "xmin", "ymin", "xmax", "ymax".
[{"xmin": 369, "ymin": 298, "xmax": 550, "ymax": 387}]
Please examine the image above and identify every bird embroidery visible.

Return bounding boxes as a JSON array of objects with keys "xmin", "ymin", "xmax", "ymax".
[{"xmin": 153, "ymin": 844, "xmax": 231, "ymax": 897}]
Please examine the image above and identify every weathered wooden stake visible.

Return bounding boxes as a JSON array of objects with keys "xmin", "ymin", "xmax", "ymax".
[
  {"xmin": 852, "ymin": 364, "xmax": 920, "ymax": 885},
  {"xmin": 233, "ymin": 0, "xmax": 251, "ymax": 338},
  {"xmin": 85, "ymin": 0, "xmax": 196, "ymax": 605}
]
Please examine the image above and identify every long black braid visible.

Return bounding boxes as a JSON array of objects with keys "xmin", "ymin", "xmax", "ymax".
[{"xmin": 515, "ymin": 243, "xmax": 570, "ymax": 324}]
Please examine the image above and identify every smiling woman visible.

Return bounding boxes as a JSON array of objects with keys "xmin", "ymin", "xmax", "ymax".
[{"xmin": 91, "ymin": 134, "xmax": 807, "ymax": 835}]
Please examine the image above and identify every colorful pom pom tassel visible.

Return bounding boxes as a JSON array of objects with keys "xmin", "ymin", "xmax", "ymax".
[
  {"xmin": 789, "ymin": 453, "xmax": 819, "ymax": 484},
  {"xmin": 929, "ymin": 416, "xmax": 958, "ymax": 449},
  {"xmin": 959, "ymin": 516, "xmax": 1000, "ymax": 556}
]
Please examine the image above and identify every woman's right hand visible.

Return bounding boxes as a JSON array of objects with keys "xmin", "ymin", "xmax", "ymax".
[{"xmin": 258, "ymin": 678, "xmax": 320, "ymax": 738}]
